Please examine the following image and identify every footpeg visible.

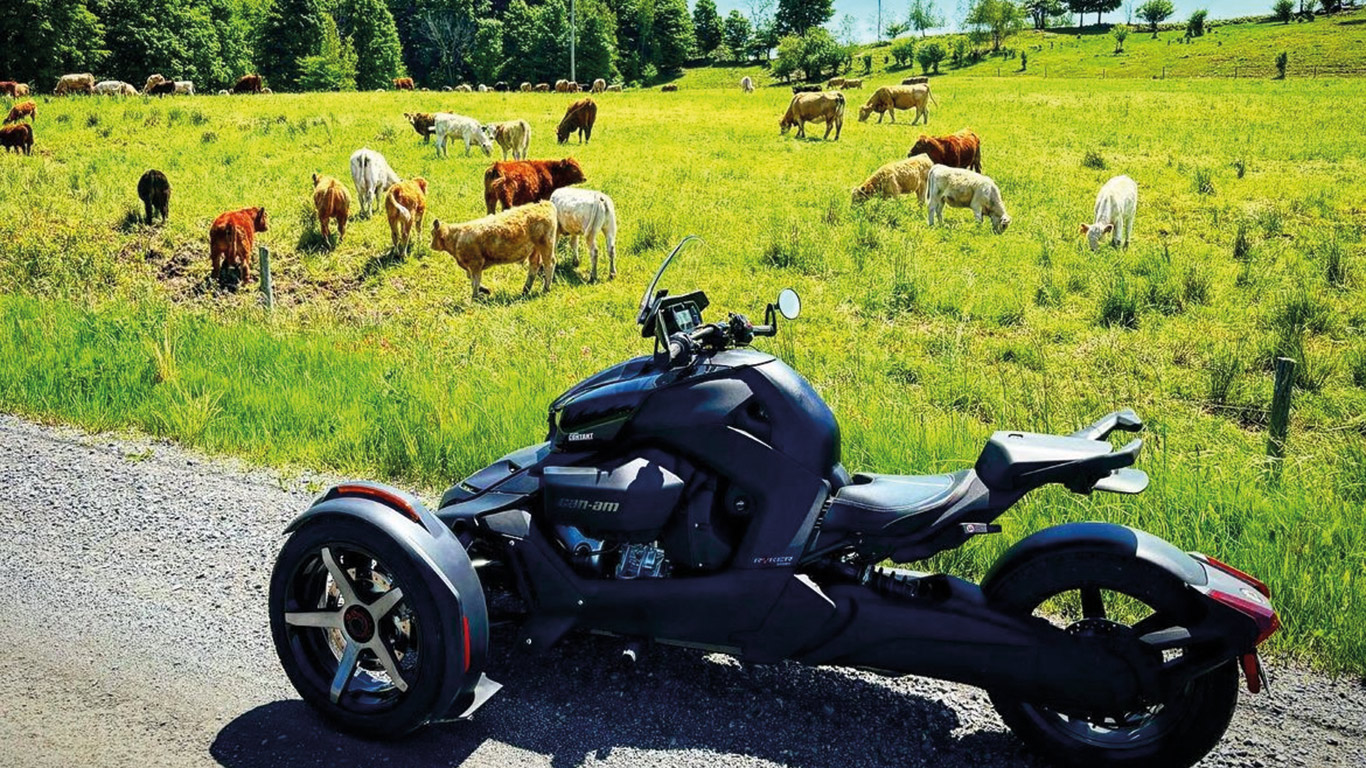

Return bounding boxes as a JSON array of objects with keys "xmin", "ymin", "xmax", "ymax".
[{"xmin": 961, "ymin": 522, "xmax": 1002, "ymax": 536}]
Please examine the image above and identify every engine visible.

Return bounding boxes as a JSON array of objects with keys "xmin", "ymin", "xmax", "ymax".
[{"xmin": 541, "ymin": 450, "xmax": 746, "ymax": 578}]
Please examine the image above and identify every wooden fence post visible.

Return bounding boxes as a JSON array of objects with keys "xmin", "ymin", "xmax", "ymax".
[
  {"xmin": 258, "ymin": 245, "xmax": 274, "ymax": 311},
  {"xmin": 1266, "ymin": 357, "xmax": 1296, "ymax": 475}
]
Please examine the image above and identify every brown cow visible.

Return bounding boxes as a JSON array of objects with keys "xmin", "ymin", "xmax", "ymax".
[
  {"xmin": 149, "ymin": 80, "xmax": 177, "ymax": 96},
  {"xmin": 0, "ymin": 82, "xmax": 19, "ymax": 98},
  {"xmin": 393, "ymin": 77, "xmax": 415, "ymax": 90},
  {"xmin": 232, "ymin": 74, "xmax": 263, "ymax": 94},
  {"xmin": 483, "ymin": 158, "xmax": 585, "ymax": 215},
  {"xmin": 209, "ymin": 207, "xmax": 269, "ymax": 287},
  {"xmin": 908, "ymin": 129, "xmax": 982, "ymax": 173},
  {"xmin": 137, "ymin": 170, "xmax": 171, "ymax": 224},
  {"xmin": 557, "ymin": 98, "xmax": 597, "ymax": 145},
  {"xmin": 901, "ymin": 76, "xmax": 929, "ymax": 86},
  {"xmin": 385, "ymin": 177, "xmax": 428, "ymax": 254},
  {"xmin": 661, "ymin": 84, "xmax": 678, "ymax": 92},
  {"xmin": 430, "ymin": 201, "xmax": 559, "ymax": 299},
  {"xmin": 405, "ymin": 112, "xmax": 436, "ymax": 144},
  {"xmin": 312, "ymin": 173, "xmax": 351, "ymax": 245},
  {"xmin": 780, "ymin": 92, "xmax": 845, "ymax": 140},
  {"xmin": 858, "ymin": 84, "xmax": 936, "ymax": 124},
  {"xmin": 0, "ymin": 123, "xmax": 32, "ymax": 155},
  {"xmin": 4, "ymin": 101, "xmax": 35, "ymax": 124}
]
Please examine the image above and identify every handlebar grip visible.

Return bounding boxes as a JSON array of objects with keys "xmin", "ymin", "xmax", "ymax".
[{"xmin": 751, "ymin": 325, "xmax": 776, "ymax": 337}]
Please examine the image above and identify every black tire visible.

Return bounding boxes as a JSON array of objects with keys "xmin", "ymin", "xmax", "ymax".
[
  {"xmin": 269, "ymin": 518, "xmax": 457, "ymax": 738},
  {"xmin": 984, "ymin": 550, "xmax": 1241, "ymax": 768}
]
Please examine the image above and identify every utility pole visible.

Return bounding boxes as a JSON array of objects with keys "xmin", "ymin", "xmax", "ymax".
[
  {"xmin": 878, "ymin": 0, "xmax": 882, "ymax": 43},
  {"xmin": 570, "ymin": 0, "xmax": 577, "ymax": 84}
]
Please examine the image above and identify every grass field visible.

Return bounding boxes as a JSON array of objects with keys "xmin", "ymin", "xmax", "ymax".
[{"xmin": 1, "ymin": 72, "xmax": 1364, "ymax": 672}]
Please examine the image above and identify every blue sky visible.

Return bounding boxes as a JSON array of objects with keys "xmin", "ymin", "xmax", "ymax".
[{"xmin": 706, "ymin": 0, "xmax": 1276, "ymax": 44}]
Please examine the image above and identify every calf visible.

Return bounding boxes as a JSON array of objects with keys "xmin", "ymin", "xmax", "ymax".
[
  {"xmin": 550, "ymin": 188, "xmax": 617, "ymax": 282},
  {"xmin": 385, "ymin": 177, "xmax": 428, "ymax": 254},
  {"xmin": 486, "ymin": 119, "xmax": 530, "ymax": 160},
  {"xmin": 312, "ymin": 173, "xmax": 352, "ymax": 245},
  {"xmin": 520, "ymin": 82, "xmax": 532, "ymax": 92},
  {"xmin": 4, "ymin": 101, "xmax": 35, "ymax": 124},
  {"xmin": 851, "ymin": 155, "xmax": 933, "ymax": 205},
  {"xmin": 483, "ymin": 158, "xmax": 586, "ymax": 214},
  {"xmin": 394, "ymin": 77, "xmax": 415, "ymax": 90},
  {"xmin": 349, "ymin": 148, "xmax": 401, "ymax": 217},
  {"xmin": 592, "ymin": 78, "xmax": 606, "ymax": 93},
  {"xmin": 233, "ymin": 74, "xmax": 263, "ymax": 94},
  {"xmin": 405, "ymin": 112, "xmax": 436, "ymax": 144},
  {"xmin": 209, "ymin": 207, "xmax": 269, "ymax": 287},
  {"xmin": 908, "ymin": 129, "xmax": 982, "ymax": 173},
  {"xmin": 741, "ymin": 76, "xmax": 755, "ymax": 93},
  {"xmin": 534, "ymin": 83, "xmax": 551, "ymax": 92},
  {"xmin": 926, "ymin": 165, "xmax": 1010, "ymax": 234},
  {"xmin": 557, "ymin": 98, "xmax": 596, "ymax": 144},
  {"xmin": 433, "ymin": 112, "xmax": 493, "ymax": 158},
  {"xmin": 0, "ymin": 123, "xmax": 33, "ymax": 155},
  {"xmin": 94, "ymin": 80, "xmax": 137, "ymax": 96},
  {"xmin": 137, "ymin": 169, "xmax": 171, "ymax": 224},
  {"xmin": 430, "ymin": 201, "xmax": 558, "ymax": 299},
  {"xmin": 1081, "ymin": 175, "xmax": 1138, "ymax": 250}
]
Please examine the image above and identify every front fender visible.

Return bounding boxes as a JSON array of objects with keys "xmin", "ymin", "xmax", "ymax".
[
  {"xmin": 983, "ymin": 521, "xmax": 1208, "ymax": 593},
  {"xmin": 284, "ymin": 482, "xmax": 494, "ymax": 720}
]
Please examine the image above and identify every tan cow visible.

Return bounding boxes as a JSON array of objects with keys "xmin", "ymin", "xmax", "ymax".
[
  {"xmin": 405, "ymin": 112, "xmax": 436, "ymax": 144},
  {"xmin": 606, "ymin": 84, "xmax": 623, "ymax": 92},
  {"xmin": 827, "ymin": 77, "xmax": 846, "ymax": 89},
  {"xmin": 487, "ymin": 119, "xmax": 530, "ymax": 160},
  {"xmin": 591, "ymin": 78, "xmax": 606, "ymax": 93},
  {"xmin": 53, "ymin": 73, "xmax": 95, "ymax": 95},
  {"xmin": 858, "ymin": 84, "xmax": 937, "ymax": 124},
  {"xmin": 780, "ymin": 92, "xmax": 845, "ymax": 140},
  {"xmin": 851, "ymin": 154, "xmax": 934, "ymax": 205},
  {"xmin": 843, "ymin": 78, "xmax": 863, "ymax": 89},
  {"xmin": 430, "ymin": 201, "xmax": 558, "ymax": 299},
  {"xmin": 555, "ymin": 79, "xmax": 570, "ymax": 93},
  {"xmin": 520, "ymin": 82, "xmax": 532, "ymax": 92},
  {"xmin": 535, "ymin": 83, "xmax": 551, "ymax": 92},
  {"xmin": 312, "ymin": 173, "xmax": 352, "ymax": 245}
]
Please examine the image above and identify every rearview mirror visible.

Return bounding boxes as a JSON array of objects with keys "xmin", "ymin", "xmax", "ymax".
[{"xmin": 777, "ymin": 289, "xmax": 801, "ymax": 320}]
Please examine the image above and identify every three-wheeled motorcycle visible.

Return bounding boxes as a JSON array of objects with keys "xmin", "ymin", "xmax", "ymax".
[{"xmin": 269, "ymin": 240, "xmax": 1279, "ymax": 767}]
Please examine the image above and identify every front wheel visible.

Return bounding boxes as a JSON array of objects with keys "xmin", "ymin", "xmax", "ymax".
[
  {"xmin": 269, "ymin": 518, "xmax": 458, "ymax": 737},
  {"xmin": 985, "ymin": 551, "xmax": 1240, "ymax": 768}
]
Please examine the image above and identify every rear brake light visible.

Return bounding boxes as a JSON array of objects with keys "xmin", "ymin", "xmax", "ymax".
[
  {"xmin": 1203, "ymin": 555, "xmax": 1271, "ymax": 597},
  {"xmin": 1209, "ymin": 589, "xmax": 1280, "ymax": 645},
  {"xmin": 335, "ymin": 484, "xmax": 422, "ymax": 524}
]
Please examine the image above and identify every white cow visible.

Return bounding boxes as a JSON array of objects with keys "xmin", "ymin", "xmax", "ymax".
[
  {"xmin": 550, "ymin": 188, "xmax": 618, "ymax": 282},
  {"xmin": 94, "ymin": 80, "xmax": 137, "ymax": 96},
  {"xmin": 741, "ymin": 76, "xmax": 755, "ymax": 93},
  {"xmin": 349, "ymin": 148, "xmax": 402, "ymax": 218},
  {"xmin": 1082, "ymin": 175, "xmax": 1138, "ymax": 250},
  {"xmin": 592, "ymin": 78, "xmax": 607, "ymax": 93},
  {"xmin": 433, "ymin": 112, "xmax": 492, "ymax": 158},
  {"xmin": 53, "ymin": 73, "xmax": 95, "ymax": 95},
  {"xmin": 926, "ymin": 165, "xmax": 1011, "ymax": 234},
  {"xmin": 173, "ymin": 80, "xmax": 195, "ymax": 95}
]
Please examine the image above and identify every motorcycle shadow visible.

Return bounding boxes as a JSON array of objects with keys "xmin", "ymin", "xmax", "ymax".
[{"xmin": 210, "ymin": 631, "xmax": 1038, "ymax": 768}]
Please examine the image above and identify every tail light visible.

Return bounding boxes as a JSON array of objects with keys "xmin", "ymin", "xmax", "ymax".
[
  {"xmin": 1202, "ymin": 554, "xmax": 1271, "ymax": 598},
  {"xmin": 333, "ymin": 483, "xmax": 423, "ymax": 524},
  {"xmin": 1208, "ymin": 589, "xmax": 1280, "ymax": 645}
]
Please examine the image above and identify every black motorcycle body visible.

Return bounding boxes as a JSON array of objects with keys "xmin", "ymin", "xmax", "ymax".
[{"xmin": 270, "ymin": 242, "xmax": 1280, "ymax": 767}]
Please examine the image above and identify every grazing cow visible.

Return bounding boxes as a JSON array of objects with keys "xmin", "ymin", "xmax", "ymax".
[
  {"xmin": 1081, "ymin": 175, "xmax": 1139, "ymax": 250},
  {"xmin": 394, "ymin": 77, "xmax": 415, "ymax": 90},
  {"xmin": 557, "ymin": 98, "xmax": 597, "ymax": 144},
  {"xmin": 520, "ymin": 82, "xmax": 532, "ymax": 92},
  {"xmin": 149, "ymin": 81, "xmax": 177, "ymax": 96},
  {"xmin": 442, "ymin": 86, "xmax": 453, "ymax": 92},
  {"xmin": 555, "ymin": 79, "xmax": 570, "ymax": 93},
  {"xmin": 349, "ymin": 147, "xmax": 402, "ymax": 217},
  {"xmin": 486, "ymin": 119, "xmax": 530, "ymax": 160},
  {"xmin": 217, "ymin": 89, "xmax": 229, "ymax": 96},
  {"xmin": 908, "ymin": 129, "xmax": 983, "ymax": 173},
  {"xmin": 312, "ymin": 173, "xmax": 352, "ymax": 245},
  {"xmin": 483, "ymin": 158, "xmax": 586, "ymax": 214},
  {"xmin": 433, "ymin": 112, "xmax": 493, "ymax": 158},
  {"xmin": 94, "ymin": 80, "xmax": 137, "ymax": 96},
  {"xmin": 137, "ymin": 169, "xmax": 171, "ymax": 224},
  {"xmin": 478, "ymin": 84, "xmax": 489, "ymax": 92},
  {"xmin": 534, "ymin": 83, "xmax": 551, "ymax": 92},
  {"xmin": 0, "ymin": 123, "xmax": 33, "ymax": 155},
  {"xmin": 741, "ymin": 76, "xmax": 755, "ymax": 93},
  {"xmin": 495, "ymin": 81, "xmax": 509, "ymax": 92},
  {"xmin": 385, "ymin": 177, "xmax": 428, "ymax": 254},
  {"xmin": 4, "ymin": 101, "xmax": 35, "ymax": 124},
  {"xmin": 661, "ymin": 84, "xmax": 678, "ymax": 92},
  {"xmin": 851, "ymin": 154, "xmax": 934, "ymax": 205},
  {"xmin": 13, "ymin": 83, "xmax": 29, "ymax": 97},
  {"xmin": 173, "ymin": 80, "xmax": 195, "ymax": 95},
  {"xmin": 791, "ymin": 84, "xmax": 822, "ymax": 94},
  {"xmin": 143, "ymin": 74, "xmax": 166, "ymax": 93},
  {"xmin": 405, "ymin": 112, "xmax": 436, "ymax": 144},
  {"xmin": 926, "ymin": 165, "xmax": 1010, "ymax": 234},
  {"xmin": 455, "ymin": 84, "xmax": 473, "ymax": 92},
  {"xmin": 592, "ymin": 78, "xmax": 606, "ymax": 93},
  {"xmin": 0, "ymin": 82, "xmax": 19, "ymax": 98},
  {"xmin": 550, "ymin": 187, "xmax": 617, "ymax": 282},
  {"xmin": 54, "ymin": 73, "xmax": 95, "ymax": 95},
  {"xmin": 262, "ymin": 88, "xmax": 273, "ymax": 94},
  {"xmin": 606, "ymin": 84, "xmax": 622, "ymax": 92},
  {"xmin": 843, "ymin": 78, "xmax": 864, "ymax": 89},
  {"xmin": 233, "ymin": 74, "xmax": 263, "ymax": 94},
  {"xmin": 430, "ymin": 201, "xmax": 558, "ymax": 299},
  {"xmin": 780, "ymin": 92, "xmax": 845, "ymax": 140},
  {"xmin": 902, "ymin": 76, "xmax": 929, "ymax": 86},
  {"xmin": 208, "ymin": 207, "xmax": 269, "ymax": 286},
  {"xmin": 827, "ymin": 77, "xmax": 846, "ymax": 89},
  {"xmin": 859, "ymin": 84, "xmax": 936, "ymax": 124}
]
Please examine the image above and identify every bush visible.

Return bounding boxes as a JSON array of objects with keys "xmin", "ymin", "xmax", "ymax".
[
  {"xmin": 1020, "ymin": 51, "xmax": 1027, "ymax": 71},
  {"xmin": 951, "ymin": 36, "xmax": 969, "ymax": 67},
  {"xmin": 1272, "ymin": 0, "xmax": 1295, "ymax": 22},
  {"xmin": 890, "ymin": 38, "xmax": 916, "ymax": 67},
  {"xmin": 1275, "ymin": 51, "xmax": 1289, "ymax": 79},
  {"xmin": 916, "ymin": 42, "xmax": 947, "ymax": 74},
  {"xmin": 1112, "ymin": 24, "xmax": 1130, "ymax": 53},
  {"xmin": 1186, "ymin": 9, "xmax": 1208, "ymax": 37},
  {"xmin": 1082, "ymin": 149, "xmax": 1107, "ymax": 170}
]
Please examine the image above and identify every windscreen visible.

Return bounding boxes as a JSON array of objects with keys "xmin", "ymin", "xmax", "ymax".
[{"xmin": 636, "ymin": 235, "xmax": 701, "ymax": 326}]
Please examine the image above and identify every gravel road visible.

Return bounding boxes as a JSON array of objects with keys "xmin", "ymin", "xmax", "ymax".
[{"xmin": 0, "ymin": 413, "xmax": 1362, "ymax": 768}]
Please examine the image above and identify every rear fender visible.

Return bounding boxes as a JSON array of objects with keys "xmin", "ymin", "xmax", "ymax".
[
  {"xmin": 285, "ymin": 482, "xmax": 494, "ymax": 719},
  {"xmin": 983, "ymin": 521, "xmax": 1207, "ymax": 592}
]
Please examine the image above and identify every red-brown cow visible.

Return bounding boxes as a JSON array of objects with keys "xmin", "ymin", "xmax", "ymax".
[
  {"xmin": 4, "ymin": 101, "xmax": 35, "ymax": 124},
  {"xmin": 208, "ymin": 207, "xmax": 269, "ymax": 287},
  {"xmin": 556, "ymin": 98, "xmax": 597, "ymax": 144},
  {"xmin": 232, "ymin": 74, "xmax": 263, "ymax": 94},
  {"xmin": 483, "ymin": 159, "xmax": 586, "ymax": 215},
  {"xmin": 393, "ymin": 77, "xmax": 414, "ymax": 90},
  {"xmin": 0, "ymin": 81, "xmax": 20, "ymax": 98},
  {"xmin": 0, "ymin": 123, "xmax": 32, "ymax": 155},
  {"xmin": 908, "ymin": 129, "xmax": 982, "ymax": 173}
]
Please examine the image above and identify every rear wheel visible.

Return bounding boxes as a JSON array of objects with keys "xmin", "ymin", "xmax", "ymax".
[
  {"xmin": 985, "ymin": 551, "xmax": 1240, "ymax": 768},
  {"xmin": 269, "ymin": 518, "xmax": 456, "ymax": 737}
]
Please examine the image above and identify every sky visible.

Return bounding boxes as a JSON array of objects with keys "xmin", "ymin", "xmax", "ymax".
[{"xmin": 706, "ymin": 0, "xmax": 1278, "ymax": 44}]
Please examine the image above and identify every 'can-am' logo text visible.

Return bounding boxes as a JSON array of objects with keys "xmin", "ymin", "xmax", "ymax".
[
  {"xmin": 557, "ymin": 498, "xmax": 620, "ymax": 512},
  {"xmin": 567, "ymin": 432, "xmax": 594, "ymax": 442}
]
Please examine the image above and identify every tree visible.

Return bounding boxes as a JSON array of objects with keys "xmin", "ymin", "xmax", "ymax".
[
  {"xmin": 387, "ymin": 0, "xmax": 478, "ymax": 88},
  {"xmin": 654, "ymin": 0, "xmax": 695, "ymax": 72},
  {"xmin": 884, "ymin": 20, "xmax": 910, "ymax": 37},
  {"xmin": 96, "ymin": 0, "xmax": 252, "ymax": 90},
  {"xmin": 907, "ymin": 0, "xmax": 943, "ymax": 36},
  {"xmin": 339, "ymin": 0, "xmax": 406, "ymax": 89},
  {"xmin": 915, "ymin": 40, "xmax": 946, "ymax": 72},
  {"xmin": 693, "ymin": 0, "xmax": 723, "ymax": 56},
  {"xmin": 470, "ymin": 18, "xmax": 503, "ymax": 83},
  {"xmin": 1111, "ymin": 21, "xmax": 1128, "ymax": 51},
  {"xmin": 258, "ymin": 0, "xmax": 328, "ymax": 90},
  {"xmin": 607, "ymin": 0, "xmax": 654, "ymax": 82},
  {"xmin": 1136, "ymin": 0, "xmax": 1173, "ymax": 34},
  {"xmin": 965, "ymin": 0, "xmax": 1024, "ymax": 52},
  {"xmin": 1023, "ymin": 0, "xmax": 1065, "ymax": 28},
  {"xmin": 1271, "ymin": 0, "xmax": 1294, "ymax": 22},
  {"xmin": 575, "ymin": 0, "xmax": 620, "ymax": 83},
  {"xmin": 723, "ymin": 11, "xmax": 752, "ymax": 61},
  {"xmin": 1186, "ymin": 8, "xmax": 1207, "ymax": 36},
  {"xmin": 0, "ymin": 0, "xmax": 107, "ymax": 88},
  {"xmin": 296, "ymin": 13, "xmax": 357, "ymax": 90},
  {"xmin": 775, "ymin": 0, "xmax": 835, "ymax": 36},
  {"xmin": 890, "ymin": 36, "xmax": 915, "ymax": 66},
  {"xmin": 771, "ymin": 27, "xmax": 847, "ymax": 80}
]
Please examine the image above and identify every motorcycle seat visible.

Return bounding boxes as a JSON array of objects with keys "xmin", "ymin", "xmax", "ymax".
[{"xmin": 822, "ymin": 470, "xmax": 973, "ymax": 535}]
